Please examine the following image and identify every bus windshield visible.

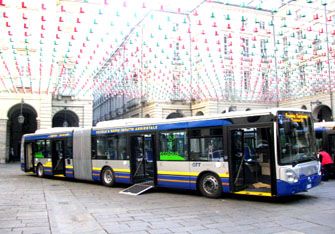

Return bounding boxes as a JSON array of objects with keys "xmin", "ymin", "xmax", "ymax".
[{"xmin": 278, "ymin": 111, "xmax": 317, "ymax": 165}]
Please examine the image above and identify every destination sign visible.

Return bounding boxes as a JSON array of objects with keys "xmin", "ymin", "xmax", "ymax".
[
  {"xmin": 95, "ymin": 125, "xmax": 158, "ymax": 135},
  {"xmin": 284, "ymin": 113, "xmax": 309, "ymax": 123}
]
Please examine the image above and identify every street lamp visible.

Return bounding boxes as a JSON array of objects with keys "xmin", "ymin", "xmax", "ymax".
[
  {"xmin": 17, "ymin": 98, "xmax": 25, "ymax": 124},
  {"xmin": 63, "ymin": 107, "xmax": 69, "ymax": 127}
]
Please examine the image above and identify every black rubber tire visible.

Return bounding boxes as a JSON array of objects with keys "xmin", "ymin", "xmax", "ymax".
[
  {"xmin": 101, "ymin": 167, "xmax": 115, "ymax": 187},
  {"xmin": 199, "ymin": 173, "xmax": 222, "ymax": 198},
  {"xmin": 36, "ymin": 164, "xmax": 44, "ymax": 178}
]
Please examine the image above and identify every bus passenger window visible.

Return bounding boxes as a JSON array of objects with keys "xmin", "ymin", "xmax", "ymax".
[
  {"xmin": 117, "ymin": 135, "xmax": 127, "ymax": 160},
  {"xmin": 65, "ymin": 138, "xmax": 73, "ymax": 159},
  {"xmin": 159, "ymin": 131, "xmax": 187, "ymax": 161},
  {"xmin": 44, "ymin": 140, "xmax": 51, "ymax": 158},
  {"xmin": 91, "ymin": 136, "xmax": 97, "ymax": 159},
  {"xmin": 190, "ymin": 137, "xmax": 224, "ymax": 161},
  {"xmin": 96, "ymin": 137, "xmax": 108, "ymax": 160},
  {"xmin": 35, "ymin": 140, "xmax": 44, "ymax": 158}
]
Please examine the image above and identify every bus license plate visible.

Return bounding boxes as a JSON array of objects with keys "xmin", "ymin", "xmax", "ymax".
[{"xmin": 306, "ymin": 184, "xmax": 312, "ymax": 189}]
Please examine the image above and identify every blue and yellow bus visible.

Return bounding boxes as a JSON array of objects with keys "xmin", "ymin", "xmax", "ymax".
[{"xmin": 21, "ymin": 108, "xmax": 321, "ymax": 198}]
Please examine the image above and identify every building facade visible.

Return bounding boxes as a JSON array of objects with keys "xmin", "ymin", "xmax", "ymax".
[{"xmin": 0, "ymin": 93, "xmax": 92, "ymax": 163}]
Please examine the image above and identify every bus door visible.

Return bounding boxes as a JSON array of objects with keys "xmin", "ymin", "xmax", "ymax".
[
  {"xmin": 130, "ymin": 134, "xmax": 155, "ymax": 183},
  {"xmin": 327, "ymin": 131, "xmax": 335, "ymax": 160},
  {"xmin": 228, "ymin": 125, "xmax": 274, "ymax": 195},
  {"xmin": 51, "ymin": 139, "xmax": 65, "ymax": 175},
  {"xmin": 64, "ymin": 137, "xmax": 74, "ymax": 178},
  {"xmin": 24, "ymin": 142, "xmax": 34, "ymax": 172}
]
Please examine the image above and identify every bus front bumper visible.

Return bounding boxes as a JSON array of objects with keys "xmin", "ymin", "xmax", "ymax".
[{"xmin": 276, "ymin": 173, "xmax": 321, "ymax": 196}]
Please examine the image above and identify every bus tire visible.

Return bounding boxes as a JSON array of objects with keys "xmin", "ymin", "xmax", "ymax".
[
  {"xmin": 199, "ymin": 173, "xmax": 222, "ymax": 198},
  {"xmin": 36, "ymin": 164, "xmax": 44, "ymax": 178},
  {"xmin": 101, "ymin": 167, "xmax": 115, "ymax": 187}
]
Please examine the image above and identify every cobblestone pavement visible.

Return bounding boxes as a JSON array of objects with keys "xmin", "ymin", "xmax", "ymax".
[{"xmin": 1, "ymin": 163, "xmax": 335, "ymax": 234}]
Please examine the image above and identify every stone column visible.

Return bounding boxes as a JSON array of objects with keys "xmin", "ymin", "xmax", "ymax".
[{"xmin": 0, "ymin": 119, "xmax": 8, "ymax": 164}]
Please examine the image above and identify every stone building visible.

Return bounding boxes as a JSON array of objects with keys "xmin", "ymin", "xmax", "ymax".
[{"xmin": 0, "ymin": 93, "xmax": 92, "ymax": 163}]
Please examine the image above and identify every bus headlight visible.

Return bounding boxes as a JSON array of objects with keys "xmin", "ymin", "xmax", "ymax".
[{"xmin": 286, "ymin": 169, "xmax": 298, "ymax": 183}]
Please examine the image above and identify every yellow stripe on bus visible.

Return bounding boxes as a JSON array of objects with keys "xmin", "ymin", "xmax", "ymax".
[
  {"xmin": 233, "ymin": 191, "xmax": 272, "ymax": 197},
  {"xmin": 54, "ymin": 174, "xmax": 65, "ymax": 177},
  {"xmin": 158, "ymin": 171, "xmax": 199, "ymax": 176},
  {"xmin": 65, "ymin": 165, "xmax": 73, "ymax": 169},
  {"xmin": 43, "ymin": 161, "xmax": 52, "ymax": 167},
  {"xmin": 92, "ymin": 167, "xmax": 130, "ymax": 173},
  {"xmin": 218, "ymin": 173, "xmax": 229, "ymax": 178},
  {"xmin": 158, "ymin": 171, "xmax": 229, "ymax": 178}
]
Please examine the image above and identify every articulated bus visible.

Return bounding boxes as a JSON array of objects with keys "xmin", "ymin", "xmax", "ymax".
[
  {"xmin": 21, "ymin": 108, "xmax": 321, "ymax": 198},
  {"xmin": 315, "ymin": 121, "xmax": 335, "ymax": 161}
]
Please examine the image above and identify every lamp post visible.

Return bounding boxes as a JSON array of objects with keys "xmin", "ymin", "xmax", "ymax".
[
  {"xmin": 17, "ymin": 98, "xmax": 25, "ymax": 124},
  {"xmin": 63, "ymin": 107, "xmax": 69, "ymax": 127},
  {"xmin": 323, "ymin": 1, "xmax": 334, "ymax": 120}
]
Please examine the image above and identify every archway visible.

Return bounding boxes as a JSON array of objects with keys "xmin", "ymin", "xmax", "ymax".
[
  {"xmin": 312, "ymin": 105, "xmax": 333, "ymax": 122},
  {"xmin": 7, "ymin": 102, "xmax": 38, "ymax": 162},
  {"xmin": 301, "ymin": 105, "xmax": 307, "ymax": 110},
  {"xmin": 195, "ymin": 111, "xmax": 204, "ymax": 116},
  {"xmin": 166, "ymin": 112, "xmax": 184, "ymax": 119},
  {"xmin": 52, "ymin": 109, "xmax": 79, "ymax": 127}
]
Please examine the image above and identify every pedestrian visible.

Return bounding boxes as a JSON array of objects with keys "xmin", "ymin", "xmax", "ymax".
[{"xmin": 319, "ymin": 150, "xmax": 334, "ymax": 181}]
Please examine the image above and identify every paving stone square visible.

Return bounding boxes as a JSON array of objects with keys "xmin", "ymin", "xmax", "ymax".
[{"xmin": 1, "ymin": 163, "xmax": 335, "ymax": 234}]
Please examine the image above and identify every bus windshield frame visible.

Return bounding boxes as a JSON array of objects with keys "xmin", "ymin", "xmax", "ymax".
[{"xmin": 277, "ymin": 111, "xmax": 317, "ymax": 166}]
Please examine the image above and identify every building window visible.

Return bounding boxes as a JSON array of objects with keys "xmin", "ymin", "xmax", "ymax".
[
  {"xmin": 242, "ymin": 38, "xmax": 249, "ymax": 57},
  {"xmin": 223, "ymin": 34, "xmax": 228, "ymax": 55},
  {"xmin": 259, "ymin": 21, "xmax": 265, "ymax": 30},
  {"xmin": 283, "ymin": 36, "xmax": 288, "ymax": 59},
  {"xmin": 316, "ymin": 61, "xmax": 323, "ymax": 73},
  {"xmin": 262, "ymin": 72, "xmax": 269, "ymax": 94},
  {"xmin": 260, "ymin": 39, "xmax": 267, "ymax": 59},
  {"xmin": 299, "ymin": 65, "xmax": 306, "ymax": 85},
  {"xmin": 243, "ymin": 71, "xmax": 250, "ymax": 90}
]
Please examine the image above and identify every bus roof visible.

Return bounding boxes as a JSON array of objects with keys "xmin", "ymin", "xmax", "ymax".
[
  {"xmin": 314, "ymin": 121, "xmax": 335, "ymax": 130},
  {"xmin": 94, "ymin": 107, "xmax": 310, "ymax": 130},
  {"xmin": 22, "ymin": 108, "xmax": 311, "ymax": 138},
  {"xmin": 23, "ymin": 127, "xmax": 79, "ymax": 138}
]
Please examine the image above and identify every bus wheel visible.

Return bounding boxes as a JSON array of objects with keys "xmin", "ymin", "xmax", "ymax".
[
  {"xmin": 36, "ymin": 164, "xmax": 44, "ymax": 178},
  {"xmin": 101, "ymin": 167, "xmax": 115, "ymax": 187},
  {"xmin": 199, "ymin": 173, "xmax": 222, "ymax": 198}
]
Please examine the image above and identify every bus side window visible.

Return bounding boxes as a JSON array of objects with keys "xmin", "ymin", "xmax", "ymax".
[
  {"xmin": 159, "ymin": 131, "xmax": 187, "ymax": 161},
  {"xmin": 96, "ymin": 137, "xmax": 107, "ymax": 160},
  {"xmin": 65, "ymin": 138, "xmax": 73, "ymax": 159},
  {"xmin": 44, "ymin": 140, "xmax": 51, "ymax": 158},
  {"xmin": 117, "ymin": 135, "xmax": 127, "ymax": 160},
  {"xmin": 34, "ymin": 140, "xmax": 44, "ymax": 158},
  {"xmin": 91, "ymin": 136, "xmax": 97, "ymax": 159},
  {"xmin": 190, "ymin": 137, "xmax": 224, "ymax": 161}
]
